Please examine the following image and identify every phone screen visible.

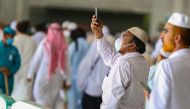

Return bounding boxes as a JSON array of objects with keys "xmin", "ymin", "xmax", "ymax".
[{"xmin": 95, "ymin": 7, "xmax": 98, "ymax": 19}]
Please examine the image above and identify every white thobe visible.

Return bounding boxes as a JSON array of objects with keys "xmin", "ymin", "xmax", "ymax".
[
  {"xmin": 97, "ymin": 37, "xmax": 149, "ymax": 109},
  {"xmin": 77, "ymin": 41, "xmax": 110, "ymax": 96},
  {"xmin": 32, "ymin": 32, "xmax": 46, "ymax": 45},
  {"xmin": 11, "ymin": 34, "xmax": 37, "ymax": 100},
  {"xmin": 27, "ymin": 40, "xmax": 70, "ymax": 107},
  {"xmin": 148, "ymin": 48, "xmax": 190, "ymax": 109}
]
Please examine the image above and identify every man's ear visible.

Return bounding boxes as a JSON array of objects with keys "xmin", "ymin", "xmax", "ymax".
[
  {"xmin": 175, "ymin": 34, "xmax": 182, "ymax": 44},
  {"xmin": 128, "ymin": 43, "xmax": 137, "ymax": 50}
]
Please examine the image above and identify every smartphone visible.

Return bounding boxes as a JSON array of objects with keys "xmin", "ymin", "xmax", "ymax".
[
  {"xmin": 95, "ymin": 7, "xmax": 98, "ymax": 19},
  {"xmin": 139, "ymin": 81, "xmax": 151, "ymax": 94}
]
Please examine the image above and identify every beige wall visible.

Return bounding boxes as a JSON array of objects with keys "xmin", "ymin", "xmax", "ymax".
[
  {"xmin": 0, "ymin": 0, "xmax": 17, "ymax": 21},
  {"xmin": 0, "ymin": 0, "xmax": 190, "ymax": 35},
  {"xmin": 0, "ymin": 0, "xmax": 29, "ymax": 21},
  {"xmin": 30, "ymin": 0, "xmax": 151, "ymax": 13},
  {"xmin": 150, "ymin": 0, "xmax": 172, "ymax": 36},
  {"xmin": 150, "ymin": 0, "xmax": 190, "ymax": 37}
]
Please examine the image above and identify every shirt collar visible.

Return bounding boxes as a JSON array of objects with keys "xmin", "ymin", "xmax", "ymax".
[
  {"xmin": 169, "ymin": 48, "xmax": 190, "ymax": 59},
  {"xmin": 119, "ymin": 52, "xmax": 142, "ymax": 60}
]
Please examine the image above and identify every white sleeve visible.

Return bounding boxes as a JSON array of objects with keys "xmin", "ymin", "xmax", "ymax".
[
  {"xmin": 27, "ymin": 41, "xmax": 43, "ymax": 79},
  {"xmin": 97, "ymin": 37, "xmax": 119, "ymax": 67},
  {"xmin": 101, "ymin": 64, "xmax": 130, "ymax": 109},
  {"xmin": 147, "ymin": 61, "xmax": 171, "ymax": 109}
]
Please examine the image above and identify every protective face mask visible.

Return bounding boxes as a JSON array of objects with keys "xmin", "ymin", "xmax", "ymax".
[
  {"xmin": 115, "ymin": 37, "xmax": 122, "ymax": 51},
  {"xmin": 6, "ymin": 38, "xmax": 14, "ymax": 45},
  {"xmin": 63, "ymin": 30, "xmax": 71, "ymax": 38},
  {"xmin": 160, "ymin": 48, "xmax": 171, "ymax": 58}
]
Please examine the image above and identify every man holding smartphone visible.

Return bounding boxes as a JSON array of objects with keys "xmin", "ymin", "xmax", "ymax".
[{"xmin": 91, "ymin": 15, "xmax": 149, "ymax": 109}]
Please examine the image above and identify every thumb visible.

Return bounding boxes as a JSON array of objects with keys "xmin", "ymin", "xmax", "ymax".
[{"xmin": 123, "ymin": 43, "xmax": 133, "ymax": 48}]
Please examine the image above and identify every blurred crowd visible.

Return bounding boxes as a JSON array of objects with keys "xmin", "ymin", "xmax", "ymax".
[{"xmin": 0, "ymin": 11, "xmax": 190, "ymax": 109}]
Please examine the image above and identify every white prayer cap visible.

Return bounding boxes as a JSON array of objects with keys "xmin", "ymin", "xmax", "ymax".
[
  {"xmin": 62, "ymin": 21, "xmax": 71, "ymax": 29},
  {"xmin": 160, "ymin": 48, "xmax": 171, "ymax": 58},
  {"xmin": 168, "ymin": 12, "xmax": 190, "ymax": 29},
  {"xmin": 67, "ymin": 22, "xmax": 77, "ymax": 31},
  {"xmin": 10, "ymin": 21, "xmax": 17, "ymax": 31},
  {"xmin": 127, "ymin": 27, "xmax": 148, "ymax": 44}
]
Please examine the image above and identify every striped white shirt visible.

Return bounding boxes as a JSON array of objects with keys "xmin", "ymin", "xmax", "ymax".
[{"xmin": 97, "ymin": 37, "xmax": 149, "ymax": 109}]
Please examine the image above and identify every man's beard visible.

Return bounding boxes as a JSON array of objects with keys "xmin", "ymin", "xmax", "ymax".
[{"xmin": 162, "ymin": 41, "xmax": 175, "ymax": 52}]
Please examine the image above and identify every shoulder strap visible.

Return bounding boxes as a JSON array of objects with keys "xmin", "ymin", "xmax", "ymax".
[{"xmin": 90, "ymin": 55, "xmax": 101, "ymax": 72}]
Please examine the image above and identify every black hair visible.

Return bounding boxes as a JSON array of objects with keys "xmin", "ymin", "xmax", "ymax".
[
  {"xmin": 16, "ymin": 20, "xmax": 30, "ymax": 34},
  {"xmin": 132, "ymin": 36, "xmax": 146, "ymax": 54},
  {"xmin": 70, "ymin": 27, "xmax": 86, "ymax": 51},
  {"xmin": 35, "ymin": 22, "xmax": 47, "ymax": 33}
]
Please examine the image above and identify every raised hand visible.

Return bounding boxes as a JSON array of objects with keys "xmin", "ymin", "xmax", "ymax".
[{"xmin": 91, "ymin": 15, "xmax": 104, "ymax": 39}]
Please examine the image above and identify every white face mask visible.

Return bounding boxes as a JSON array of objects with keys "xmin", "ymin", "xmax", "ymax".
[
  {"xmin": 115, "ymin": 35, "xmax": 132, "ymax": 52},
  {"xmin": 63, "ymin": 30, "xmax": 71, "ymax": 38},
  {"xmin": 160, "ymin": 48, "xmax": 171, "ymax": 58},
  {"xmin": 115, "ymin": 36, "xmax": 122, "ymax": 51}
]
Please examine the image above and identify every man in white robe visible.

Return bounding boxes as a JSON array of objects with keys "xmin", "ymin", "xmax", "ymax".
[
  {"xmin": 11, "ymin": 20, "xmax": 37, "ymax": 101},
  {"xmin": 27, "ymin": 23, "xmax": 70, "ymax": 109},
  {"xmin": 148, "ymin": 12, "xmax": 190, "ymax": 109},
  {"xmin": 78, "ymin": 40, "xmax": 110, "ymax": 109}
]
